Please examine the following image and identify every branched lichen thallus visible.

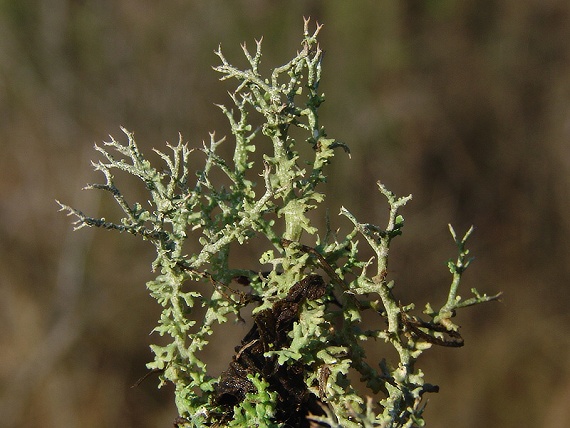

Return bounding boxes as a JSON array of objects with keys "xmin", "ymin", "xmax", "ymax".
[{"xmin": 58, "ymin": 18, "xmax": 501, "ymax": 428}]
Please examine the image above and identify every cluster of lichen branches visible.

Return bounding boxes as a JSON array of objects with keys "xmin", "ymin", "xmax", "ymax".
[{"xmin": 59, "ymin": 19, "xmax": 500, "ymax": 428}]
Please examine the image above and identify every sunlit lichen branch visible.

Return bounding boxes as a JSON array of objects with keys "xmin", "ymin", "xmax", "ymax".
[{"xmin": 59, "ymin": 19, "xmax": 500, "ymax": 428}]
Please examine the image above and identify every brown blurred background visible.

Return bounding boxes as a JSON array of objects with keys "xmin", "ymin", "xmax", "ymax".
[{"xmin": 1, "ymin": 1, "xmax": 570, "ymax": 427}]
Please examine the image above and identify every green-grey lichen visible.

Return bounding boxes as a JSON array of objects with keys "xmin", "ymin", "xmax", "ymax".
[{"xmin": 58, "ymin": 18, "xmax": 501, "ymax": 428}]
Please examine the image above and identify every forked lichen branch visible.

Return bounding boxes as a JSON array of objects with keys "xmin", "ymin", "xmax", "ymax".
[{"xmin": 59, "ymin": 18, "xmax": 500, "ymax": 428}]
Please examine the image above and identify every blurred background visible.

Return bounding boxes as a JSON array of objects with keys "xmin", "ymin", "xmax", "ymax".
[{"xmin": 1, "ymin": 1, "xmax": 570, "ymax": 427}]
